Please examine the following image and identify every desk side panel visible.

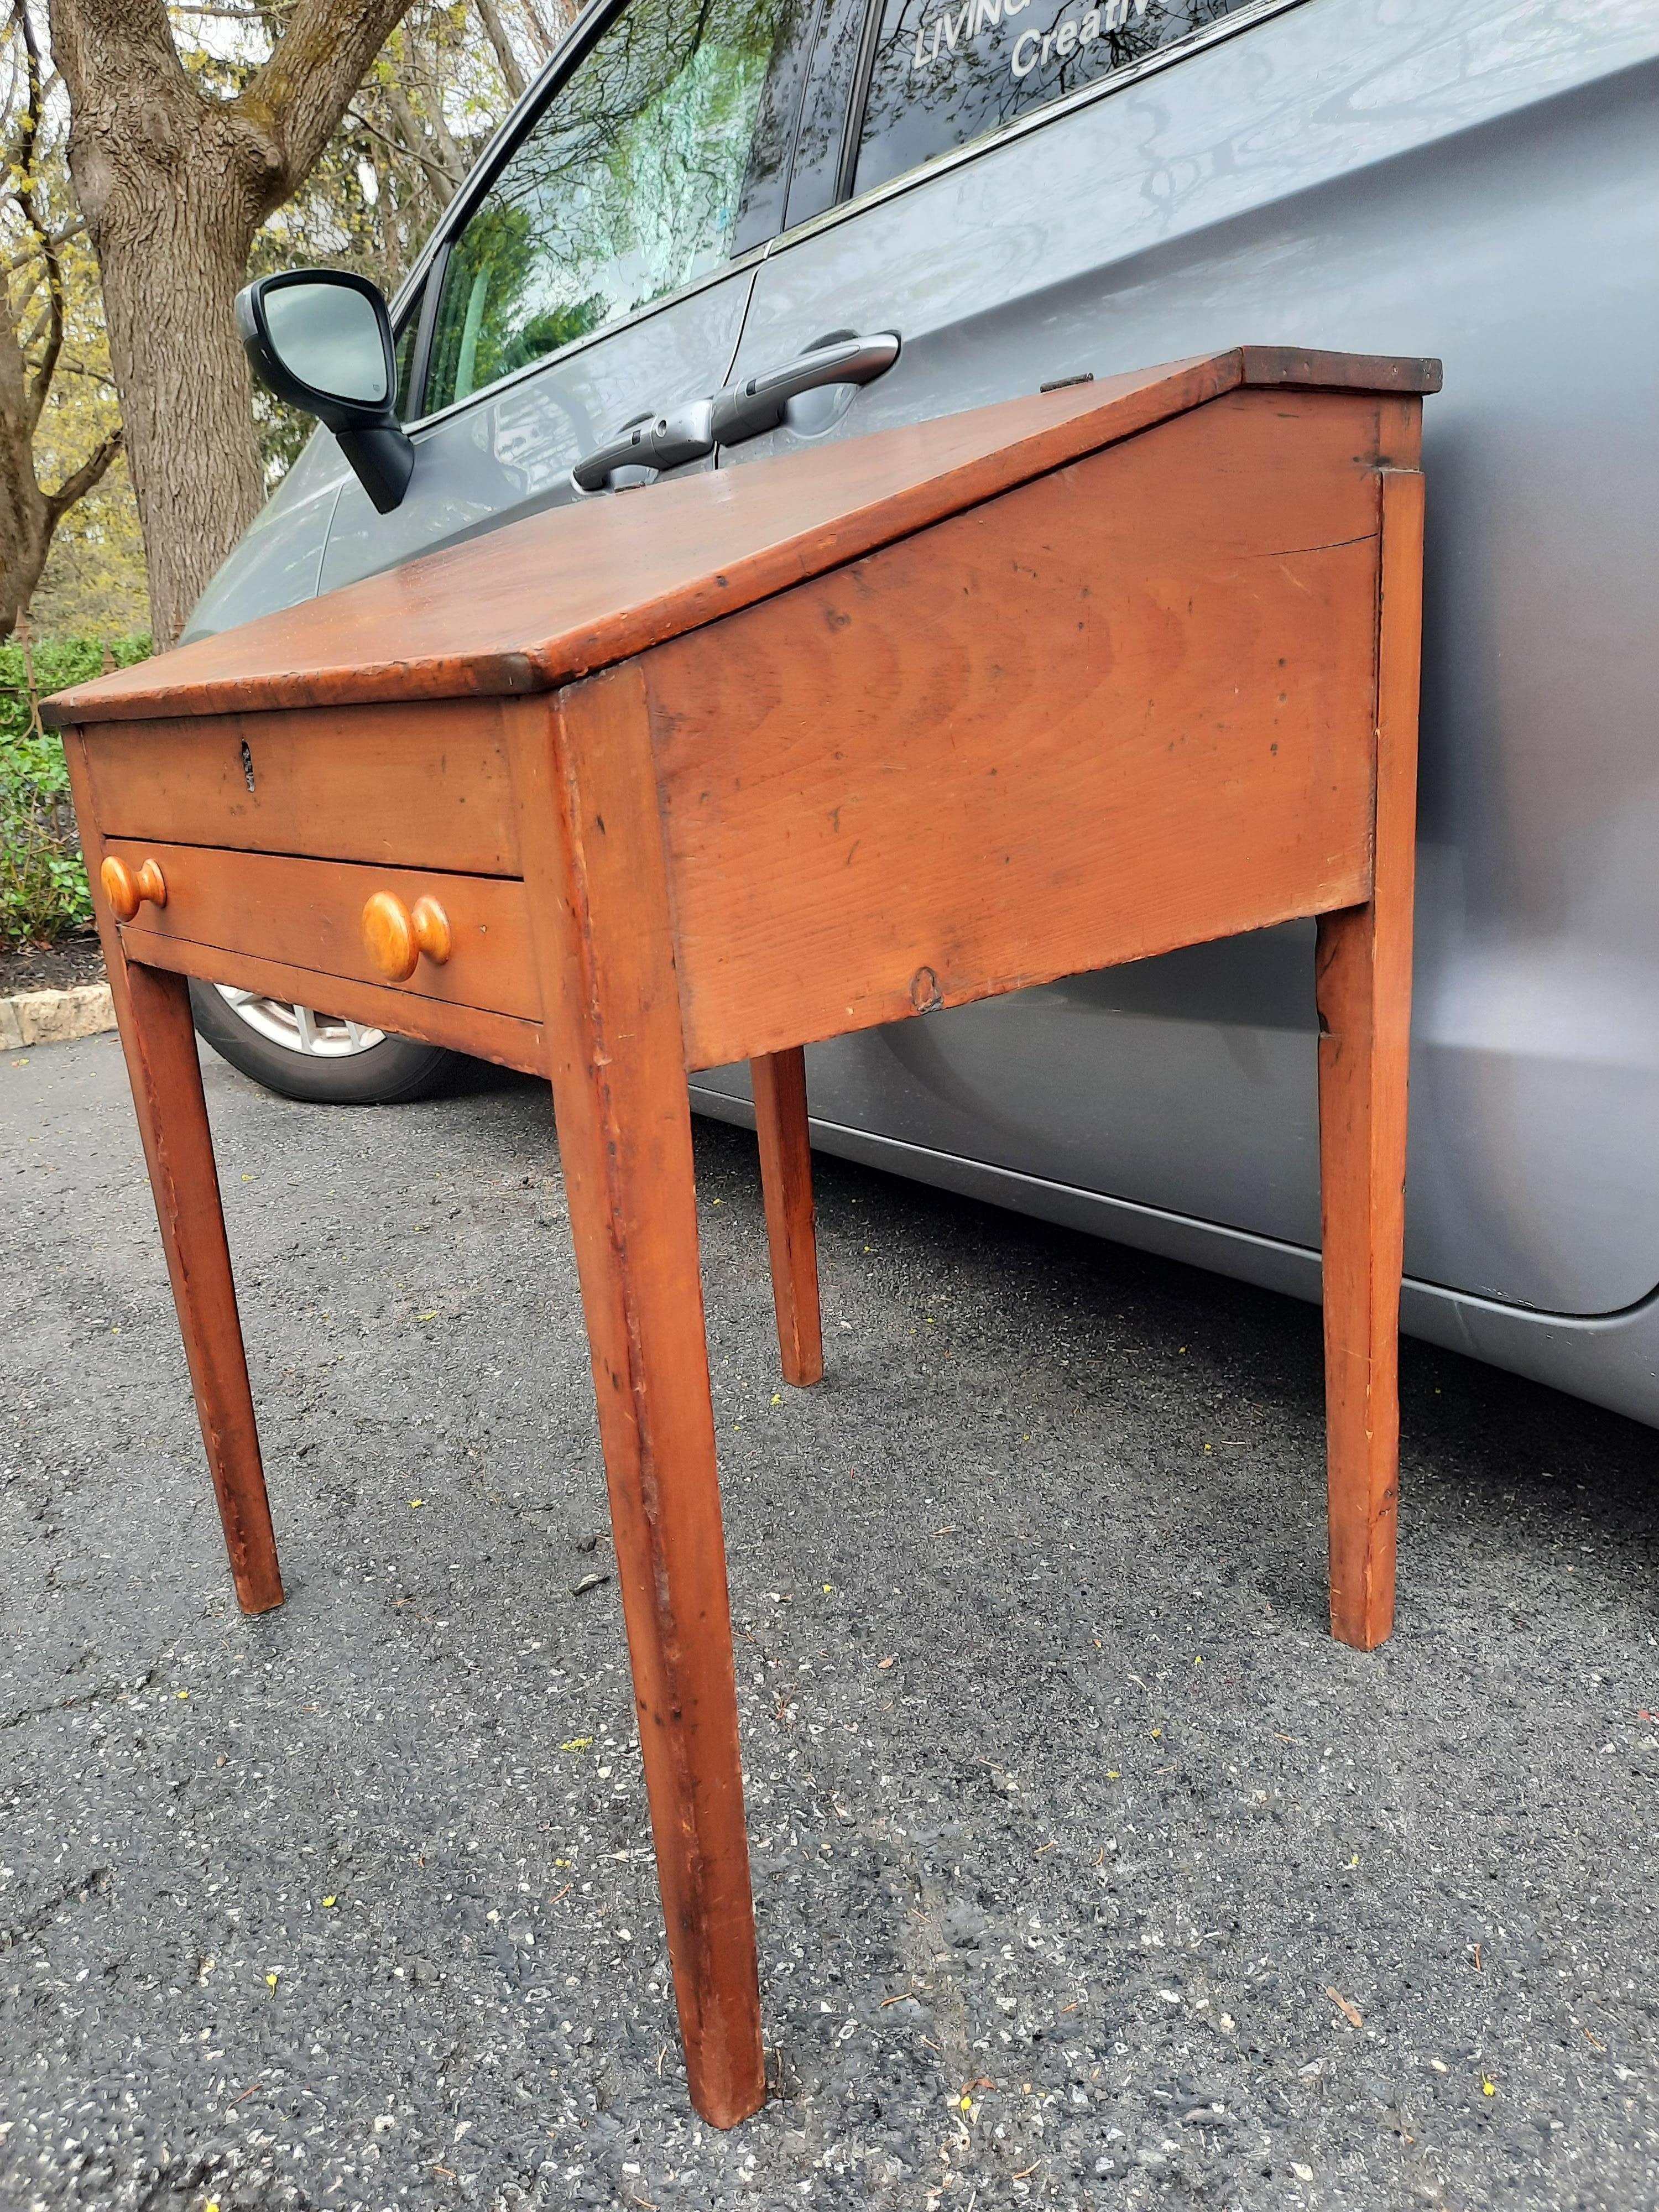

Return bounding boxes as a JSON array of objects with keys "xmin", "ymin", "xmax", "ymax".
[{"xmin": 642, "ymin": 390, "xmax": 1389, "ymax": 1072}]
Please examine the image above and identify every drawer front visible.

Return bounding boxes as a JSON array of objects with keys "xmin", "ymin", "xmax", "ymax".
[
  {"xmin": 103, "ymin": 839, "xmax": 541, "ymax": 1022},
  {"xmin": 80, "ymin": 700, "xmax": 520, "ymax": 875}
]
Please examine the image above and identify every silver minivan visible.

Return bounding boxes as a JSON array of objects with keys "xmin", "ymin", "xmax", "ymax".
[{"xmin": 189, "ymin": 0, "xmax": 1659, "ymax": 1428}]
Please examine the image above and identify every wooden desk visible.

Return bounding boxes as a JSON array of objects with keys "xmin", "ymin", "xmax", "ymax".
[{"xmin": 50, "ymin": 347, "xmax": 1436, "ymax": 2127}]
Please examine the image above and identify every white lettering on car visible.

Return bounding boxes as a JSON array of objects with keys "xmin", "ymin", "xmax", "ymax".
[{"xmin": 914, "ymin": 0, "xmax": 1149, "ymax": 75}]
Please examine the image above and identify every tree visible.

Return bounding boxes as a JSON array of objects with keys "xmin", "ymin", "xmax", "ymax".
[
  {"xmin": 0, "ymin": 1, "xmax": 123, "ymax": 637},
  {"xmin": 6, "ymin": 0, "xmax": 569, "ymax": 640},
  {"xmin": 244, "ymin": 0, "xmax": 546, "ymax": 481},
  {"xmin": 46, "ymin": 0, "xmax": 424, "ymax": 641}
]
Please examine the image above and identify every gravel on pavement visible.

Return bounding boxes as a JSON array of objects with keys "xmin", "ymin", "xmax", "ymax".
[{"xmin": 2, "ymin": 1030, "xmax": 1656, "ymax": 2211}]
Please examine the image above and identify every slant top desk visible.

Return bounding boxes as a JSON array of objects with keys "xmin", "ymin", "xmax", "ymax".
[{"xmin": 50, "ymin": 346, "xmax": 1437, "ymax": 2127}]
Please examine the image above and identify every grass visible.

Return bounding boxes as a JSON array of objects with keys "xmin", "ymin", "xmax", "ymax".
[{"xmin": 0, "ymin": 634, "xmax": 149, "ymax": 952}]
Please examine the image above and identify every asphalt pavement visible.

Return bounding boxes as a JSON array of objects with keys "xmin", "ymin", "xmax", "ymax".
[{"xmin": 2, "ymin": 1030, "xmax": 1656, "ymax": 2212}]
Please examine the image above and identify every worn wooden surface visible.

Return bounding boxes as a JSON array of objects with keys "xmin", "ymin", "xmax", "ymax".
[
  {"xmin": 750, "ymin": 1048, "xmax": 824, "ymax": 1389},
  {"xmin": 648, "ymin": 392, "xmax": 1385, "ymax": 1070},
  {"xmin": 507, "ymin": 679, "xmax": 766, "ymax": 2128},
  {"xmin": 63, "ymin": 733, "xmax": 284, "ymax": 1615},
  {"xmin": 115, "ymin": 928, "xmax": 549, "ymax": 1076},
  {"xmin": 100, "ymin": 839, "xmax": 539, "ymax": 1021},
  {"xmin": 81, "ymin": 702, "xmax": 521, "ymax": 873},
  {"xmin": 56, "ymin": 358, "xmax": 1431, "ymax": 2124},
  {"xmin": 43, "ymin": 350, "xmax": 1438, "ymax": 729},
  {"xmin": 1316, "ymin": 467, "xmax": 1424, "ymax": 1651}
]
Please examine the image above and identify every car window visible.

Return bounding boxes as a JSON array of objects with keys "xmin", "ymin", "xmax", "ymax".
[
  {"xmin": 393, "ymin": 296, "xmax": 420, "ymax": 420},
  {"xmin": 853, "ymin": 0, "xmax": 1257, "ymax": 197},
  {"xmin": 781, "ymin": 0, "xmax": 868, "ymax": 228},
  {"xmin": 425, "ymin": 0, "xmax": 806, "ymax": 414}
]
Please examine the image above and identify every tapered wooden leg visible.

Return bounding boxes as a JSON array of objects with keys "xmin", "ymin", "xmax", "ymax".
[
  {"xmin": 1314, "ymin": 467, "xmax": 1423, "ymax": 1651},
  {"xmin": 1316, "ymin": 903, "xmax": 1405, "ymax": 1648},
  {"xmin": 509, "ymin": 675, "xmax": 764, "ymax": 2129},
  {"xmin": 58, "ymin": 730, "xmax": 283, "ymax": 1615},
  {"xmin": 101, "ymin": 951, "xmax": 283, "ymax": 1613},
  {"xmin": 751, "ymin": 1047, "xmax": 823, "ymax": 1388}
]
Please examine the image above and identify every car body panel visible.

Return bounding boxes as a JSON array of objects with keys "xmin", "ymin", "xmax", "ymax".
[
  {"xmin": 187, "ymin": 0, "xmax": 1659, "ymax": 1425},
  {"xmin": 187, "ymin": 264, "xmax": 759, "ymax": 630},
  {"xmin": 317, "ymin": 272, "xmax": 757, "ymax": 595},
  {"xmin": 687, "ymin": 1076, "xmax": 1659, "ymax": 1425},
  {"xmin": 708, "ymin": 0, "xmax": 1659, "ymax": 1318},
  {"xmin": 185, "ymin": 431, "xmax": 348, "ymax": 641}
]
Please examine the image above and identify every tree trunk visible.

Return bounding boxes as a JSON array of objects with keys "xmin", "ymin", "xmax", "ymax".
[
  {"xmin": 84, "ymin": 179, "xmax": 268, "ymax": 646},
  {"xmin": 474, "ymin": 0, "xmax": 529, "ymax": 102},
  {"xmin": 50, "ymin": 0, "xmax": 418, "ymax": 645},
  {"xmin": 0, "ymin": 294, "xmax": 55, "ymax": 636},
  {"xmin": 0, "ymin": 273, "xmax": 123, "ymax": 639},
  {"xmin": 58, "ymin": 91, "xmax": 273, "ymax": 644}
]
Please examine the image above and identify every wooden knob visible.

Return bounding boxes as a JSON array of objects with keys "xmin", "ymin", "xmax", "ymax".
[
  {"xmin": 362, "ymin": 890, "xmax": 418, "ymax": 981},
  {"xmin": 410, "ymin": 894, "xmax": 451, "ymax": 965},
  {"xmin": 362, "ymin": 890, "xmax": 451, "ymax": 982},
  {"xmin": 101, "ymin": 853, "xmax": 166, "ymax": 920}
]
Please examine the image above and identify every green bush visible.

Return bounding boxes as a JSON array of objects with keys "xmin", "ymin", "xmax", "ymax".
[{"xmin": 0, "ymin": 634, "xmax": 150, "ymax": 951}]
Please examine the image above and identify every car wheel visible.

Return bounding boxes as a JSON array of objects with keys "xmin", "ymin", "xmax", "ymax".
[{"xmin": 189, "ymin": 978, "xmax": 459, "ymax": 1104}]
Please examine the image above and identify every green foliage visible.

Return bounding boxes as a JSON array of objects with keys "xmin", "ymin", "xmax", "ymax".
[
  {"xmin": 29, "ymin": 451, "xmax": 152, "ymax": 639},
  {"xmin": 0, "ymin": 633, "xmax": 149, "ymax": 950}
]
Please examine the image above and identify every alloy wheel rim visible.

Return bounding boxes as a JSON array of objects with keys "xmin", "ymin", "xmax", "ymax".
[{"xmin": 215, "ymin": 984, "xmax": 385, "ymax": 1058}]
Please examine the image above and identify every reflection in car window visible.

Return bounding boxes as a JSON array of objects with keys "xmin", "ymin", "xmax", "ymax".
[
  {"xmin": 855, "ymin": 0, "xmax": 1255, "ymax": 196},
  {"xmin": 425, "ymin": 0, "xmax": 801, "ymax": 414},
  {"xmin": 393, "ymin": 299, "xmax": 419, "ymax": 420}
]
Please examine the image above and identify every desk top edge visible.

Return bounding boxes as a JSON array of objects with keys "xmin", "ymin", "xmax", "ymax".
[{"xmin": 45, "ymin": 346, "xmax": 1438, "ymax": 731}]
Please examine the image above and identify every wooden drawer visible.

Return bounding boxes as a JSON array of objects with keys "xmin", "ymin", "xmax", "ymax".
[
  {"xmin": 102, "ymin": 839, "xmax": 541, "ymax": 1022},
  {"xmin": 80, "ymin": 700, "xmax": 520, "ymax": 875}
]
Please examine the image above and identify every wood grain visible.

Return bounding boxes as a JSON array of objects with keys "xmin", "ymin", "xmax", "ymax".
[
  {"xmin": 505, "ymin": 679, "xmax": 765, "ymax": 2130},
  {"xmin": 43, "ymin": 351, "xmax": 1439, "ymax": 728},
  {"xmin": 750, "ymin": 1048, "xmax": 823, "ymax": 1389},
  {"xmin": 101, "ymin": 839, "xmax": 539, "ymax": 1021},
  {"xmin": 646, "ymin": 391, "xmax": 1384, "ymax": 1071},
  {"xmin": 56, "ymin": 359, "xmax": 1432, "ymax": 2122},
  {"xmin": 118, "ymin": 926, "xmax": 549, "ymax": 1075},
  {"xmin": 1316, "ymin": 467, "xmax": 1425, "ymax": 1651},
  {"xmin": 80, "ymin": 701, "xmax": 521, "ymax": 874},
  {"xmin": 62, "ymin": 731, "xmax": 284, "ymax": 1615}
]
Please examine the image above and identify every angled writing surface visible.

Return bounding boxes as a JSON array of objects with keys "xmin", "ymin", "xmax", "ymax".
[{"xmin": 43, "ymin": 348, "xmax": 1439, "ymax": 729}]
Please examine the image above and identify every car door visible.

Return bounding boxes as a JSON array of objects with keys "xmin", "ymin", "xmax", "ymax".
[
  {"xmin": 698, "ymin": 0, "xmax": 1659, "ymax": 1318},
  {"xmin": 197, "ymin": 0, "xmax": 822, "ymax": 622}
]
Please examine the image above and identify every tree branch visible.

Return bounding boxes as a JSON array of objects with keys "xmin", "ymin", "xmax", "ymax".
[
  {"xmin": 13, "ymin": 3, "xmax": 63, "ymax": 434},
  {"xmin": 473, "ymin": 0, "xmax": 526, "ymax": 102},
  {"xmin": 343, "ymin": 98, "xmax": 456, "ymax": 189},
  {"xmin": 239, "ymin": 0, "xmax": 416, "ymax": 202},
  {"xmin": 43, "ymin": 420, "xmax": 122, "ymax": 522},
  {"xmin": 523, "ymin": 0, "xmax": 573, "ymax": 56},
  {"xmin": 46, "ymin": 0, "xmax": 181, "ymax": 101},
  {"xmin": 169, "ymin": 1, "xmax": 296, "ymax": 15},
  {"xmin": 382, "ymin": 69, "xmax": 468, "ymax": 194}
]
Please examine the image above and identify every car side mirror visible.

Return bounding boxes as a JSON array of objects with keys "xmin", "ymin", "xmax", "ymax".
[{"xmin": 236, "ymin": 269, "xmax": 415, "ymax": 514}]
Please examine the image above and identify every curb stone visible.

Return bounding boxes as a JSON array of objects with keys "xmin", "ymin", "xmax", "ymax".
[{"xmin": 0, "ymin": 982, "xmax": 116, "ymax": 1050}]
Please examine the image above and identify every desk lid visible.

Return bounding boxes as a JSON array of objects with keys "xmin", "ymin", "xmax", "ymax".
[{"xmin": 45, "ymin": 346, "xmax": 1439, "ymax": 729}]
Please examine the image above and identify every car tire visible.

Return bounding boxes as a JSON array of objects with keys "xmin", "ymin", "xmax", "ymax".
[{"xmin": 189, "ymin": 978, "xmax": 460, "ymax": 1104}]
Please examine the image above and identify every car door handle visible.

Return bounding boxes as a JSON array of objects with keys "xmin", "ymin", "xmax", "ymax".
[
  {"xmin": 569, "ymin": 333, "xmax": 900, "ymax": 494},
  {"xmin": 570, "ymin": 398, "xmax": 717, "ymax": 493},
  {"xmin": 708, "ymin": 332, "xmax": 900, "ymax": 446}
]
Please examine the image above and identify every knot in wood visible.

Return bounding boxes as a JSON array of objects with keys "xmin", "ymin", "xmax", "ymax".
[{"xmin": 910, "ymin": 966, "xmax": 942, "ymax": 1014}]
